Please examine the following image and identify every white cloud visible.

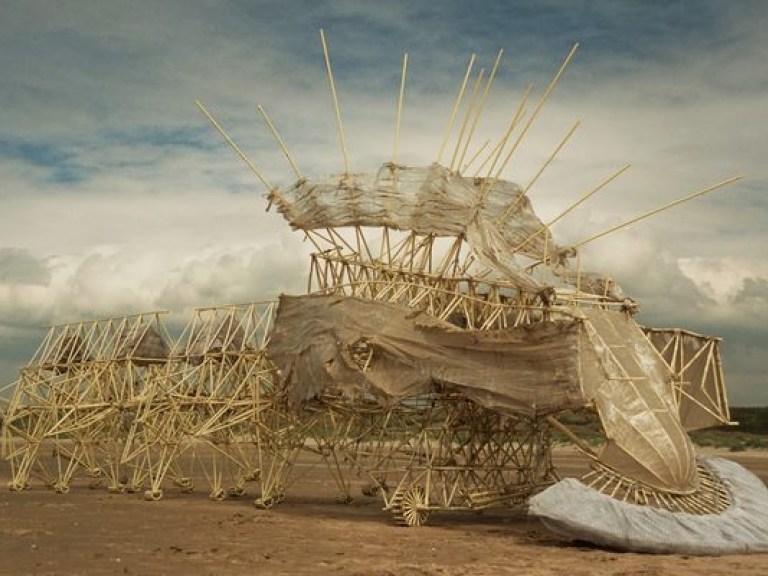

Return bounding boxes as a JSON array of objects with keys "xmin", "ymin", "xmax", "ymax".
[
  {"xmin": 0, "ymin": 233, "xmax": 307, "ymax": 323},
  {"xmin": 0, "ymin": 239, "xmax": 308, "ymax": 386},
  {"xmin": 678, "ymin": 257, "xmax": 768, "ymax": 305},
  {"xmin": 1, "ymin": 1, "xmax": 766, "ymax": 403}
]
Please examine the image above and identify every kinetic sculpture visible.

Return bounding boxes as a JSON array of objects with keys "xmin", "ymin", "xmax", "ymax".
[
  {"xmin": 2, "ymin": 31, "xmax": 767, "ymax": 555},
  {"xmin": 1, "ymin": 303, "xmax": 295, "ymax": 506},
  {"xmin": 1, "ymin": 312, "xmax": 171, "ymax": 494},
  {"xmin": 234, "ymin": 33, "xmax": 767, "ymax": 552}
]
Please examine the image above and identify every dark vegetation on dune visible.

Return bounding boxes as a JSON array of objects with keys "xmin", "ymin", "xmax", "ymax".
[{"xmin": 556, "ymin": 406, "xmax": 768, "ymax": 452}]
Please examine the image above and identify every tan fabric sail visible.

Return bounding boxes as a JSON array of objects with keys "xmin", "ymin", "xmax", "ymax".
[
  {"xmin": 47, "ymin": 334, "xmax": 90, "ymax": 372},
  {"xmin": 267, "ymin": 163, "xmax": 555, "ymax": 292},
  {"xmin": 116, "ymin": 326, "xmax": 169, "ymax": 366},
  {"xmin": 56, "ymin": 334, "xmax": 89, "ymax": 364},
  {"xmin": 644, "ymin": 328, "xmax": 731, "ymax": 432},
  {"xmin": 269, "ymin": 295, "xmax": 700, "ymax": 494},
  {"xmin": 581, "ymin": 309, "xmax": 698, "ymax": 493},
  {"xmin": 267, "ymin": 293, "xmax": 585, "ymax": 414},
  {"xmin": 187, "ymin": 316, "xmax": 250, "ymax": 365}
]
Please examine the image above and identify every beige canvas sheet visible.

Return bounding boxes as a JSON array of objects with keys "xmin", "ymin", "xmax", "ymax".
[
  {"xmin": 267, "ymin": 293, "xmax": 586, "ymax": 414},
  {"xmin": 269, "ymin": 294, "xmax": 699, "ymax": 493},
  {"xmin": 267, "ymin": 163, "xmax": 555, "ymax": 292},
  {"xmin": 644, "ymin": 328, "xmax": 731, "ymax": 431},
  {"xmin": 116, "ymin": 326, "xmax": 169, "ymax": 365},
  {"xmin": 582, "ymin": 309, "xmax": 698, "ymax": 492}
]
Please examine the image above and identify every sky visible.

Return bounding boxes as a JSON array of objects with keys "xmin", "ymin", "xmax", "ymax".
[{"xmin": 0, "ymin": 1, "xmax": 766, "ymax": 404}]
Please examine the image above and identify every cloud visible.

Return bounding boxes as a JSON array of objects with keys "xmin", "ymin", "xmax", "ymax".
[
  {"xmin": 0, "ymin": 248, "xmax": 51, "ymax": 285},
  {"xmin": 678, "ymin": 258, "xmax": 768, "ymax": 305},
  {"xmin": 0, "ymin": 1, "xmax": 766, "ymax": 404},
  {"xmin": 0, "ymin": 236, "xmax": 307, "ymax": 322},
  {"xmin": 0, "ymin": 238, "xmax": 308, "ymax": 386}
]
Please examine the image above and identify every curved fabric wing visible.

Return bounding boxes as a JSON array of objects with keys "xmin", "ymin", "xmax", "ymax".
[
  {"xmin": 581, "ymin": 309, "xmax": 698, "ymax": 493},
  {"xmin": 267, "ymin": 163, "xmax": 555, "ymax": 292}
]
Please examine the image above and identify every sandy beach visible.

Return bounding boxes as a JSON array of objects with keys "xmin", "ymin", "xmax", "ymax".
[{"xmin": 2, "ymin": 448, "xmax": 768, "ymax": 575}]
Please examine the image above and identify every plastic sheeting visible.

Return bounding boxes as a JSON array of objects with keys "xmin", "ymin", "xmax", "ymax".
[
  {"xmin": 644, "ymin": 328, "xmax": 731, "ymax": 432},
  {"xmin": 267, "ymin": 293, "xmax": 587, "ymax": 414},
  {"xmin": 267, "ymin": 163, "xmax": 555, "ymax": 292},
  {"xmin": 529, "ymin": 457, "xmax": 768, "ymax": 555},
  {"xmin": 269, "ymin": 294, "xmax": 701, "ymax": 493},
  {"xmin": 116, "ymin": 327, "xmax": 169, "ymax": 365},
  {"xmin": 582, "ymin": 309, "xmax": 698, "ymax": 493}
]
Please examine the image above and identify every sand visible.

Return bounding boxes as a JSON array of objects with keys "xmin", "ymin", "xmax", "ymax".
[{"xmin": 2, "ymin": 449, "xmax": 768, "ymax": 576}]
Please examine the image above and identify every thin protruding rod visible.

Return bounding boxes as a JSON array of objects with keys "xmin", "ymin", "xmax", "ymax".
[
  {"xmin": 523, "ymin": 120, "xmax": 580, "ymax": 196},
  {"xmin": 450, "ymin": 67, "xmax": 486, "ymax": 171},
  {"xmin": 474, "ymin": 133, "xmax": 507, "ymax": 176},
  {"xmin": 319, "ymin": 29, "xmax": 350, "ymax": 175},
  {"xmin": 492, "ymin": 43, "xmax": 579, "ymax": 181},
  {"xmin": 471, "ymin": 85, "xmax": 526, "ymax": 177},
  {"xmin": 480, "ymin": 83, "xmax": 533, "ymax": 192},
  {"xmin": 514, "ymin": 164, "xmax": 631, "ymax": 253},
  {"xmin": 547, "ymin": 164, "xmax": 630, "ymax": 228},
  {"xmin": 257, "ymin": 105, "xmax": 302, "ymax": 180},
  {"xmin": 497, "ymin": 120, "xmax": 580, "ymax": 225},
  {"xmin": 195, "ymin": 100, "xmax": 272, "ymax": 190},
  {"xmin": 393, "ymin": 53, "xmax": 408, "ymax": 166},
  {"xmin": 574, "ymin": 175, "xmax": 744, "ymax": 248},
  {"xmin": 547, "ymin": 164, "xmax": 632, "ymax": 226},
  {"xmin": 547, "ymin": 416, "xmax": 598, "ymax": 459},
  {"xmin": 457, "ymin": 49, "xmax": 504, "ymax": 169},
  {"xmin": 462, "ymin": 139, "xmax": 490, "ymax": 173},
  {"xmin": 437, "ymin": 54, "xmax": 476, "ymax": 164}
]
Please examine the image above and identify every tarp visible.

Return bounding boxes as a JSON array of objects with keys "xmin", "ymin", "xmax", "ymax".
[
  {"xmin": 644, "ymin": 328, "xmax": 731, "ymax": 432},
  {"xmin": 116, "ymin": 326, "xmax": 169, "ymax": 365},
  {"xmin": 529, "ymin": 457, "xmax": 768, "ymax": 555},
  {"xmin": 267, "ymin": 163, "xmax": 555, "ymax": 292},
  {"xmin": 269, "ymin": 294, "xmax": 700, "ymax": 494},
  {"xmin": 582, "ymin": 309, "xmax": 698, "ymax": 493},
  {"xmin": 267, "ymin": 293, "xmax": 586, "ymax": 415}
]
